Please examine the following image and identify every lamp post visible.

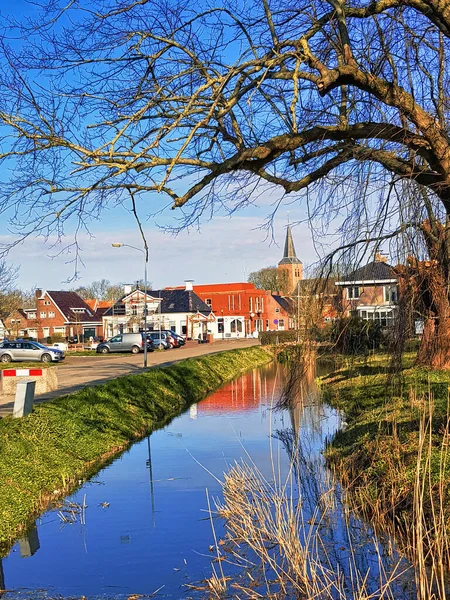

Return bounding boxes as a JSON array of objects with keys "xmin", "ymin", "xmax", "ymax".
[{"xmin": 112, "ymin": 242, "xmax": 149, "ymax": 368}]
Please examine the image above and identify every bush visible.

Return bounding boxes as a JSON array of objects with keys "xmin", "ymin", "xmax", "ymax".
[
  {"xmin": 259, "ymin": 330, "xmax": 300, "ymax": 345},
  {"xmin": 331, "ymin": 317, "xmax": 383, "ymax": 355}
]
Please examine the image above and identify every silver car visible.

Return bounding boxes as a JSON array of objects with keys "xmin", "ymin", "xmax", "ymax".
[{"xmin": 0, "ymin": 341, "xmax": 65, "ymax": 363}]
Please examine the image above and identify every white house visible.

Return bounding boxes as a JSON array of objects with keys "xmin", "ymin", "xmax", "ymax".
[{"xmin": 102, "ymin": 283, "xmax": 214, "ymax": 340}]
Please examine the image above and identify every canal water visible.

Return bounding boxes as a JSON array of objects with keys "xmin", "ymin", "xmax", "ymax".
[{"xmin": 0, "ymin": 361, "xmax": 415, "ymax": 599}]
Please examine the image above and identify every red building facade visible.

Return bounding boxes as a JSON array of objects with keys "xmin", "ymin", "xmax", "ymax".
[{"xmin": 193, "ymin": 282, "xmax": 293, "ymax": 336}]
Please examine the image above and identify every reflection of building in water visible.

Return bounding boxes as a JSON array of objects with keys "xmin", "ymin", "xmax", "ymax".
[
  {"xmin": 189, "ymin": 404, "xmax": 198, "ymax": 420},
  {"xmin": 198, "ymin": 364, "xmax": 287, "ymax": 414},
  {"xmin": 198, "ymin": 370, "xmax": 262, "ymax": 414}
]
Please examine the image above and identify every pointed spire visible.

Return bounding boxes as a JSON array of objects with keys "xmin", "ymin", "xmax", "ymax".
[
  {"xmin": 283, "ymin": 225, "xmax": 296, "ymax": 259},
  {"xmin": 279, "ymin": 225, "xmax": 302, "ymax": 265}
]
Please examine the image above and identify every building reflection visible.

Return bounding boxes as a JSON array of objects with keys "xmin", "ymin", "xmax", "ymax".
[{"xmin": 197, "ymin": 364, "xmax": 284, "ymax": 414}]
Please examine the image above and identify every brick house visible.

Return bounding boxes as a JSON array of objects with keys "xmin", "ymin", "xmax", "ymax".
[
  {"xmin": 335, "ymin": 255, "xmax": 398, "ymax": 326},
  {"xmin": 3, "ymin": 290, "xmax": 104, "ymax": 341},
  {"xmin": 191, "ymin": 282, "xmax": 294, "ymax": 338}
]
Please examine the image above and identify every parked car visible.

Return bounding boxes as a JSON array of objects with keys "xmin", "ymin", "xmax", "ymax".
[
  {"xmin": 158, "ymin": 330, "xmax": 185, "ymax": 347},
  {"xmin": 0, "ymin": 340, "xmax": 65, "ymax": 363},
  {"xmin": 96, "ymin": 333, "xmax": 154, "ymax": 354},
  {"xmin": 146, "ymin": 332, "xmax": 171, "ymax": 350}
]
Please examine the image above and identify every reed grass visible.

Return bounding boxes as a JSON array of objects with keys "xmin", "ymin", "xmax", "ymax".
[{"xmin": 203, "ymin": 353, "xmax": 450, "ymax": 599}]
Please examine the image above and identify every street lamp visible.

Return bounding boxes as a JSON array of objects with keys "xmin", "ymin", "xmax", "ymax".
[{"xmin": 112, "ymin": 242, "xmax": 149, "ymax": 368}]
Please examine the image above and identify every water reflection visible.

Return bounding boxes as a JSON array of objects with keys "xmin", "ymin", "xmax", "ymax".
[
  {"xmin": 18, "ymin": 526, "xmax": 40, "ymax": 559},
  {"xmin": 0, "ymin": 361, "xmax": 414, "ymax": 599}
]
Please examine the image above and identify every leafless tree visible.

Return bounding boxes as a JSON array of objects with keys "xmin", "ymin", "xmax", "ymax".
[
  {"xmin": 0, "ymin": 1, "xmax": 450, "ymax": 362},
  {"xmin": 75, "ymin": 279, "xmax": 124, "ymax": 301},
  {"xmin": 0, "ymin": 261, "xmax": 19, "ymax": 318},
  {"xmin": 248, "ymin": 266, "xmax": 288, "ymax": 293}
]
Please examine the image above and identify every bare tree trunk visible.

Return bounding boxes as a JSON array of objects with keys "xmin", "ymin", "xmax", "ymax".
[{"xmin": 416, "ymin": 301, "xmax": 450, "ymax": 369}]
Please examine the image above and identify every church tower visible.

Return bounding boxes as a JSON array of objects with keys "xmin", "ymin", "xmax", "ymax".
[{"xmin": 278, "ymin": 225, "xmax": 303, "ymax": 294}]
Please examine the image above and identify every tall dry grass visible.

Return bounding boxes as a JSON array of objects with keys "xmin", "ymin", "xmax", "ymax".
[{"xmin": 203, "ymin": 377, "xmax": 450, "ymax": 598}]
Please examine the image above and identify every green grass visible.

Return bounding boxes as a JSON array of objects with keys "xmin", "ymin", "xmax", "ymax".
[
  {"xmin": 0, "ymin": 362, "xmax": 53, "ymax": 370},
  {"xmin": 0, "ymin": 346, "xmax": 272, "ymax": 551},
  {"xmin": 321, "ymin": 351, "xmax": 450, "ymax": 525}
]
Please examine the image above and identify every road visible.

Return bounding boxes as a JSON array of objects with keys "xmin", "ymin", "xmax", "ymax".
[{"xmin": 0, "ymin": 338, "xmax": 260, "ymax": 414}]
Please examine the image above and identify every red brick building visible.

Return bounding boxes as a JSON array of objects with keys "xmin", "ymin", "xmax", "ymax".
[
  {"xmin": 193, "ymin": 282, "xmax": 293, "ymax": 337},
  {"xmin": 3, "ymin": 290, "xmax": 103, "ymax": 342}
]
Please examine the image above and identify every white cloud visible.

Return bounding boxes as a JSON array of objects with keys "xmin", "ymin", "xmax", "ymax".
[{"xmin": 0, "ymin": 214, "xmax": 322, "ymax": 290}]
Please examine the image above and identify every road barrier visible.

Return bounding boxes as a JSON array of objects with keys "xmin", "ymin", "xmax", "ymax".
[
  {"xmin": 1, "ymin": 368, "xmax": 58, "ymax": 395},
  {"xmin": 13, "ymin": 380, "xmax": 36, "ymax": 418}
]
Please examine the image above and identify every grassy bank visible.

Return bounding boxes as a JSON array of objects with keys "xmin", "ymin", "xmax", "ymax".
[
  {"xmin": 321, "ymin": 353, "xmax": 450, "ymax": 566},
  {"xmin": 0, "ymin": 346, "xmax": 271, "ymax": 550}
]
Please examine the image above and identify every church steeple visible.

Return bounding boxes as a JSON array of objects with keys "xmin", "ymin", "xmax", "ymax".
[
  {"xmin": 278, "ymin": 225, "xmax": 302, "ymax": 265},
  {"xmin": 278, "ymin": 225, "xmax": 303, "ymax": 294}
]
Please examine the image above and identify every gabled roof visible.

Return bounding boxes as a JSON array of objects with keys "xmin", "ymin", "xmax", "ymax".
[
  {"xmin": 46, "ymin": 291, "xmax": 102, "ymax": 323},
  {"xmin": 272, "ymin": 295, "xmax": 293, "ymax": 313},
  {"xmin": 159, "ymin": 289, "xmax": 212, "ymax": 314},
  {"xmin": 336, "ymin": 260, "xmax": 397, "ymax": 285},
  {"xmin": 278, "ymin": 225, "xmax": 302, "ymax": 265},
  {"xmin": 103, "ymin": 288, "xmax": 212, "ymax": 316}
]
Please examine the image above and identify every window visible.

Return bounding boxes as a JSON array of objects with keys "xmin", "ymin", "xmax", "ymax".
[
  {"xmin": 132, "ymin": 305, "xmax": 138, "ymax": 316},
  {"xmin": 230, "ymin": 319, "xmax": 243, "ymax": 333},
  {"xmin": 43, "ymin": 300, "xmax": 51, "ymax": 306},
  {"xmin": 275, "ymin": 307, "xmax": 280, "ymax": 313},
  {"xmin": 266, "ymin": 319, "xmax": 269, "ymax": 330},
  {"xmin": 278, "ymin": 319, "xmax": 285, "ymax": 329},
  {"xmin": 40, "ymin": 312, "xmax": 47, "ymax": 318},
  {"xmin": 28, "ymin": 313, "xmax": 36, "ymax": 319},
  {"xmin": 384, "ymin": 285, "xmax": 398, "ymax": 303},
  {"xmin": 249, "ymin": 297, "xmax": 253, "ymax": 312},
  {"xmin": 54, "ymin": 327, "xmax": 65, "ymax": 334},
  {"xmin": 347, "ymin": 286, "xmax": 360, "ymax": 299},
  {"xmin": 205, "ymin": 298, "xmax": 212, "ymax": 307},
  {"xmin": 217, "ymin": 318, "xmax": 224, "ymax": 334},
  {"xmin": 110, "ymin": 335, "xmax": 122, "ymax": 343},
  {"xmin": 48, "ymin": 311, "xmax": 55, "ymax": 318}
]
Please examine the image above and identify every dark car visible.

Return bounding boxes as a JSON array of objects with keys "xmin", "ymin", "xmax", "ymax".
[
  {"xmin": 146, "ymin": 331, "xmax": 173, "ymax": 349},
  {"xmin": 160, "ymin": 330, "xmax": 185, "ymax": 347}
]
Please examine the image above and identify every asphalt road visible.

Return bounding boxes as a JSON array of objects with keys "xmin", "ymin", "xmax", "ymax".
[{"xmin": 0, "ymin": 338, "xmax": 260, "ymax": 414}]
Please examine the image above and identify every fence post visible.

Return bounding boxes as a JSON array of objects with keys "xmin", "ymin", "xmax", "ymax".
[{"xmin": 13, "ymin": 380, "xmax": 36, "ymax": 418}]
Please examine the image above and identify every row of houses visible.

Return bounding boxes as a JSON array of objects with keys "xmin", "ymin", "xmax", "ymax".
[
  {"xmin": 0, "ymin": 228, "xmax": 400, "ymax": 342},
  {"xmin": 0, "ymin": 280, "xmax": 294, "ymax": 342}
]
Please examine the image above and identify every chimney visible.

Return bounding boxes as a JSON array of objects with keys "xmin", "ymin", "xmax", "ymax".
[
  {"xmin": 123, "ymin": 284, "xmax": 133, "ymax": 295},
  {"xmin": 375, "ymin": 253, "xmax": 388, "ymax": 263},
  {"xmin": 185, "ymin": 279, "xmax": 194, "ymax": 291},
  {"xmin": 35, "ymin": 288, "xmax": 43, "ymax": 301}
]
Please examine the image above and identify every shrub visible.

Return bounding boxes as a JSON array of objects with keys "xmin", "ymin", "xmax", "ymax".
[
  {"xmin": 331, "ymin": 317, "xmax": 383, "ymax": 354},
  {"xmin": 259, "ymin": 330, "xmax": 300, "ymax": 345}
]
